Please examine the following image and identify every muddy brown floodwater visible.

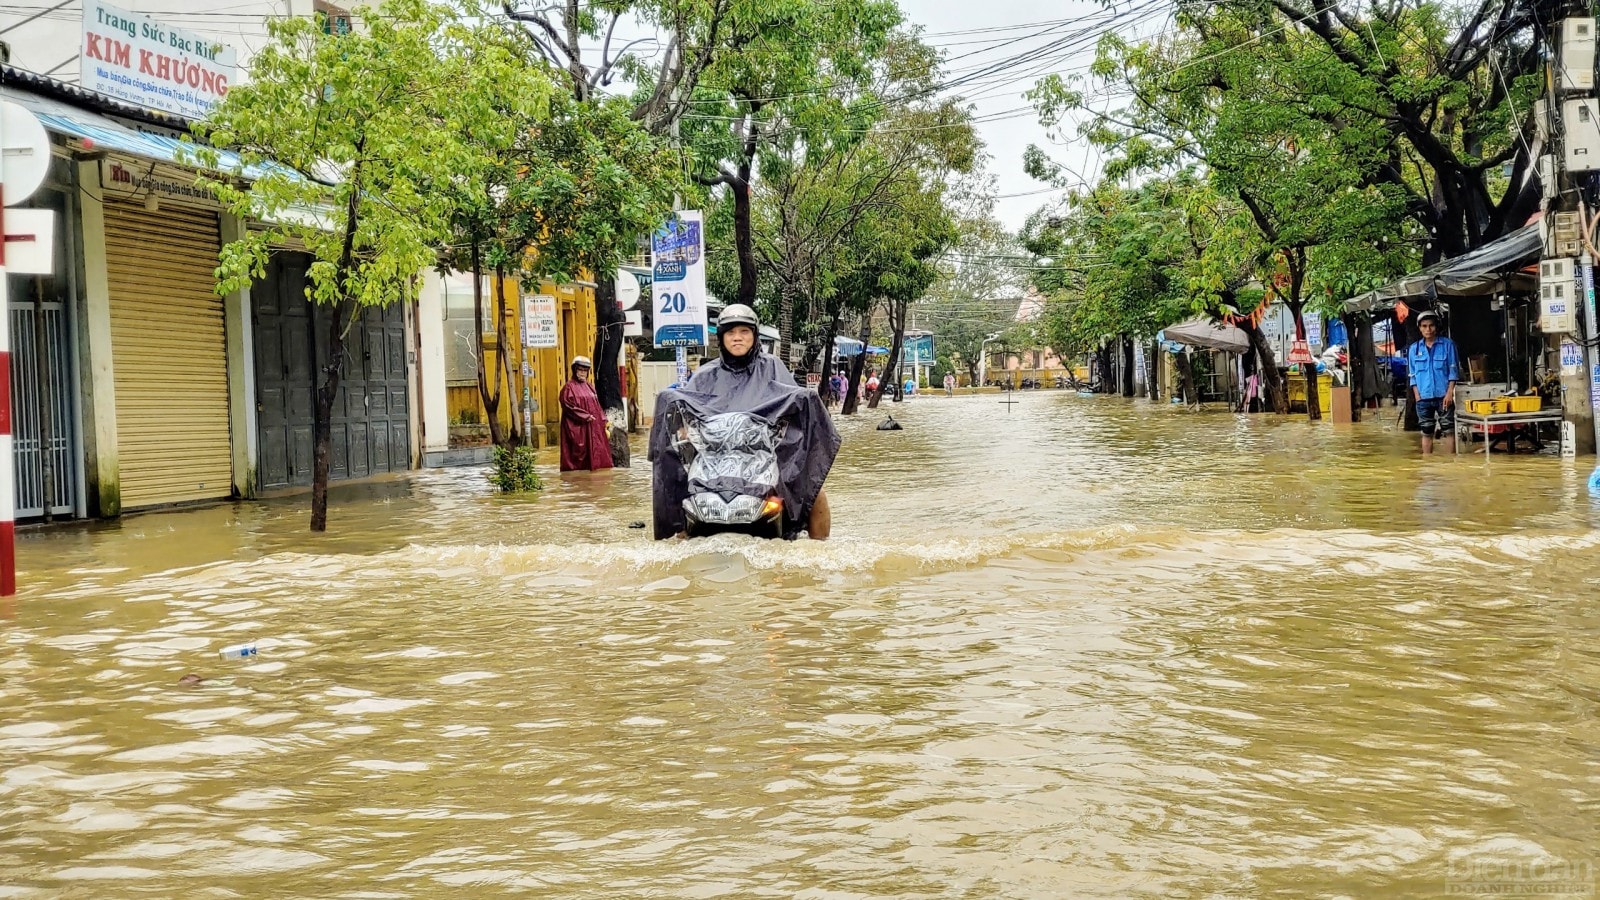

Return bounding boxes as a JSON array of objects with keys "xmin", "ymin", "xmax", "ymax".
[{"xmin": 5, "ymin": 393, "xmax": 1600, "ymax": 897}]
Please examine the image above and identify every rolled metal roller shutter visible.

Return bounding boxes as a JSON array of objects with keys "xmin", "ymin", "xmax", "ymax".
[{"xmin": 103, "ymin": 200, "xmax": 233, "ymax": 508}]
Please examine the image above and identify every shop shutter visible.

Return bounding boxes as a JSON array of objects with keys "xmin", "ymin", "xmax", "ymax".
[{"xmin": 103, "ymin": 201, "xmax": 233, "ymax": 508}]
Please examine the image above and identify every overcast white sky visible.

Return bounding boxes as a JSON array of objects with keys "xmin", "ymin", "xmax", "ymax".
[
  {"xmin": 895, "ymin": 0, "xmax": 1174, "ymax": 234},
  {"xmin": 0, "ymin": 0, "xmax": 1163, "ymax": 233}
]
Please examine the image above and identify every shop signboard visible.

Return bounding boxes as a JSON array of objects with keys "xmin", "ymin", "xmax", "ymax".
[
  {"xmin": 906, "ymin": 334, "xmax": 935, "ymax": 365},
  {"xmin": 82, "ymin": 0, "xmax": 237, "ymax": 120},
  {"xmin": 651, "ymin": 211, "xmax": 708, "ymax": 347},
  {"xmin": 100, "ymin": 158, "xmax": 220, "ymax": 210},
  {"xmin": 523, "ymin": 294, "xmax": 558, "ymax": 349},
  {"xmin": 1287, "ymin": 340, "xmax": 1315, "ymax": 364},
  {"xmin": 1304, "ymin": 312, "xmax": 1323, "ymax": 350}
]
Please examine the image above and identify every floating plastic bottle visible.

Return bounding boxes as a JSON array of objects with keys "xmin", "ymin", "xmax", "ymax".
[
  {"xmin": 1588, "ymin": 467, "xmax": 1600, "ymax": 497},
  {"xmin": 218, "ymin": 643, "xmax": 258, "ymax": 660}
]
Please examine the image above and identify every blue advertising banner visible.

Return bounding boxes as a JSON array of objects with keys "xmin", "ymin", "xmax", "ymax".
[
  {"xmin": 906, "ymin": 334, "xmax": 935, "ymax": 365},
  {"xmin": 651, "ymin": 211, "xmax": 708, "ymax": 347}
]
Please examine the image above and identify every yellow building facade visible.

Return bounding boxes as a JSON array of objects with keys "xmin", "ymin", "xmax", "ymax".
[{"xmin": 445, "ymin": 278, "xmax": 597, "ymax": 448}]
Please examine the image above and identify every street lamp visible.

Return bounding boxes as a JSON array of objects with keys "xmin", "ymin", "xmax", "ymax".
[{"xmin": 978, "ymin": 332, "xmax": 1001, "ymax": 387}]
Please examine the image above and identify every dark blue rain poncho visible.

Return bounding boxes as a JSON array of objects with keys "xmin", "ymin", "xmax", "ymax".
[{"xmin": 648, "ymin": 352, "xmax": 841, "ymax": 540}]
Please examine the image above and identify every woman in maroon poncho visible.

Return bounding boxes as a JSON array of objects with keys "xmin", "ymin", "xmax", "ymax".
[{"xmin": 558, "ymin": 356, "xmax": 614, "ymax": 472}]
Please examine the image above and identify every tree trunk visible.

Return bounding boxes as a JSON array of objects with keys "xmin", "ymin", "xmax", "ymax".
[
  {"xmin": 870, "ymin": 300, "xmax": 906, "ymax": 409},
  {"xmin": 1174, "ymin": 350, "xmax": 1196, "ymax": 406},
  {"xmin": 841, "ymin": 314, "xmax": 871, "ymax": 416},
  {"xmin": 311, "ymin": 301, "xmax": 346, "ymax": 532},
  {"xmin": 870, "ymin": 330, "xmax": 903, "ymax": 409},
  {"xmin": 779, "ymin": 278, "xmax": 795, "ymax": 366},
  {"xmin": 732, "ymin": 177, "xmax": 757, "ymax": 306},
  {"xmin": 1289, "ymin": 303, "xmax": 1320, "ymax": 421},
  {"xmin": 1120, "ymin": 334, "xmax": 1135, "ymax": 397},
  {"xmin": 1146, "ymin": 341, "xmax": 1159, "ymax": 401},
  {"xmin": 590, "ymin": 275, "xmax": 628, "ymax": 467},
  {"xmin": 1239, "ymin": 319, "xmax": 1288, "ymax": 414},
  {"xmin": 495, "ymin": 271, "xmax": 520, "ymax": 447},
  {"xmin": 591, "ymin": 275, "xmax": 623, "ymax": 410},
  {"xmin": 815, "ymin": 309, "xmax": 842, "ymax": 402},
  {"xmin": 312, "ymin": 149, "xmax": 363, "ymax": 533},
  {"xmin": 1095, "ymin": 344, "xmax": 1113, "ymax": 392},
  {"xmin": 472, "ymin": 248, "xmax": 506, "ymax": 448}
]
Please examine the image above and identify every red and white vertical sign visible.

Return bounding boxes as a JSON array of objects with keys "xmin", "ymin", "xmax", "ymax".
[{"xmin": 2, "ymin": 99, "xmax": 57, "ymax": 597}]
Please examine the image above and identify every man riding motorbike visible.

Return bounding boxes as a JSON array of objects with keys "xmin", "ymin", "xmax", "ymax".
[{"xmin": 648, "ymin": 304, "xmax": 837, "ymax": 539}]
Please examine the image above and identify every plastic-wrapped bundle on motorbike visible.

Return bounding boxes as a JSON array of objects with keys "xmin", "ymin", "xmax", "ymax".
[
  {"xmin": 648, "ymin": 380, "xmax": 839, "ymax": 541},
  {"xmin": 670, "ymin": 407, "xmax": 785, "ymax": 538}
]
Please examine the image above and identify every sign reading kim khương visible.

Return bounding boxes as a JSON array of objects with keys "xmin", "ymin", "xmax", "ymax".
[{"xmin": 82, "ymin": 0, "xmax": 237, "ymax": 119}]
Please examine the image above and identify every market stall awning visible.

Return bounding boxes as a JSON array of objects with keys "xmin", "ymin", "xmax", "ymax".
[
  {"xmin": 1158, "ymin": 318, "xmax": 1251, "ymax": 354},
  {"xmin": 1343, "ymin": 223, "xmax": 1541, "ymax": 313}
]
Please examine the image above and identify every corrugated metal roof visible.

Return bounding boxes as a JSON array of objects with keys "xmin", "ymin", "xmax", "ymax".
[
  {"xmin": 1, "ymin": 64, "xmax": 189, "ymax": 129},
  {"xmin": 2, "ymin": 75, "xmax": 308, "ymax": 186}
]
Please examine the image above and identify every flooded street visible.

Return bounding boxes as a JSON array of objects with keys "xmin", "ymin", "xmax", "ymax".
[{"xmin": 6, "ymin": 393, "xmax": 1600, "ymax": 896}]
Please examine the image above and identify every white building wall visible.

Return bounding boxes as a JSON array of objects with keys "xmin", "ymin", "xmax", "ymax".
[
  {"xmin": 416, "ymin": 271, "xmax": 451, "ymax": 461},
  {"xmin": 1, "ymin": 0, "xmax": 317, "ymax": 88}
]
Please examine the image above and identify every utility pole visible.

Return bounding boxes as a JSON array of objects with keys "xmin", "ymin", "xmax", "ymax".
[{"xmin": 1546, "ymin": 9, "xmax": 1600, "ymax": 455}]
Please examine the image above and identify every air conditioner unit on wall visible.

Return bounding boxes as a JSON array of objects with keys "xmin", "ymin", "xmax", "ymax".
[
  {"xmin": 1540, "ymin": 257, "xmax": 1577, "ymax": 334},
  {"xmin": 1561, "ymin": 18, "xmax": 1597, "ymax": 92}
]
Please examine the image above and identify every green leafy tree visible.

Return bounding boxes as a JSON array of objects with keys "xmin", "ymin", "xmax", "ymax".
[
  {"xmin": 502, "ymin": 0, "xmax": 703, "ymax": 421},
  {"xmin": 434, "ymin": 15, "xmax": 562, "ymax": 449},
  {"xmin": 919, "ymin": 185, "xmax": 1029, "ymax": 388},
  {"xmin": 749, "ymin": 36, "xmax": 978, "ymax": 384},
  {"xmin": 683, "ymin": 0, "xmax": 902, "ymax": 327},
  {"xmin": 197, "ymin": 0, "xmax": 500, "ymax": 531},
  {"xmin": 1037, "ymin": 0, "xmax": 1542, "ymax": 262}
]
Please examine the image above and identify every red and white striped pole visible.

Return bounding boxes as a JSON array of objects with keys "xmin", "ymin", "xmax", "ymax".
[
  {"xmin": 1, "ymin": 101, "xmax": 50, "ymax": 598},
  {"xmin": 1, "ymin": 177, "xmax": 14, "ymax": 597},
  {"xmin": 1, "ymin": 178, "xmax": 14, "ymax": 597}
]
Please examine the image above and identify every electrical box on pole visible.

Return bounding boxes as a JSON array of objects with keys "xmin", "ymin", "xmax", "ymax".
[
  {"xmin": 1539, "ymin": 154, "xmax": 1559, "ymax": 200},
  {"xmin": 1541, "ymin": 257, "xmax": 1578, "ymax": 334},
  {"xmin": 1562, "ymin": 98, "xmax": 1600, "ymax": 171},
  {"xmin": 1561, "ymin": 18, "xmax": 1597, "ymax": 93},
  {"xmin": 1553, "ymin": 210, "xmax": 1585, "ymax": 256}
]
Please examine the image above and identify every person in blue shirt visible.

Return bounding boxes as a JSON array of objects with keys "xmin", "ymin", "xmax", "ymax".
[{"xmin": 1406, "ymin": 310, "xmax": 1459, "ymax": 454}]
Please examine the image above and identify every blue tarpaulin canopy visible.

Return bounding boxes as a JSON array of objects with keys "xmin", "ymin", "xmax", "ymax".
[{"xmin": 834, "ymin": 335, "xmax": 888, "ymax": 357}]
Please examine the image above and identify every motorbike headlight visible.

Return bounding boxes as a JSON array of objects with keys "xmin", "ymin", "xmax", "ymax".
[
  {"xmin": 687, "ymin": 493, "xmax": 727, "ymax": 523},
  {"xmin": 685, "ymin": 493, "xmax": 765, "ymax": 525},
  {"xmin": 725, "ymin": 494, "xmax": 764, "ymax": 522}
]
